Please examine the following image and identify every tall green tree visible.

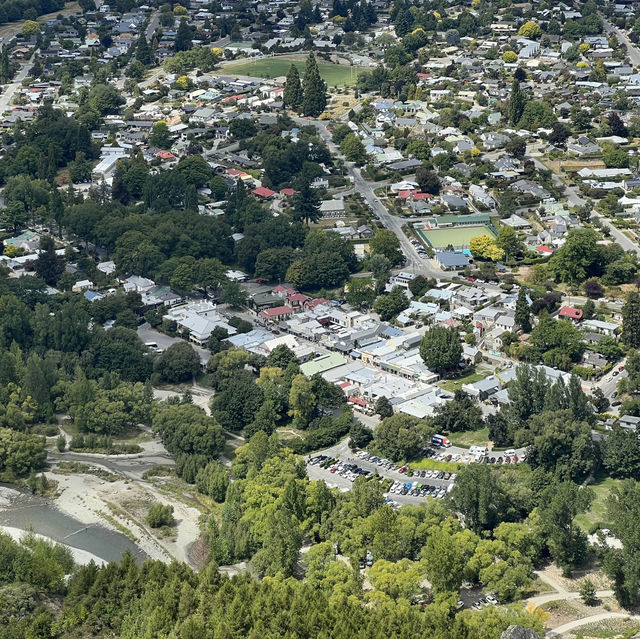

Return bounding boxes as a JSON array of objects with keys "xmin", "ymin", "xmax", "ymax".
[
  {"xmin": 419, "ymin": 326, "xmax": 462, "ymax": 375},
  {"xmin": 622, "ymin": 290, "xmax": 640, "ymax": 348},
  {"xmin": 292, "ymin": 179, "xmax": 321, "ymax": 225},
  {"xmin": 515, "ymin": 287, "xmax": 531, "ymax": 332},
  {"xmin": 302, "ymin": 52, "xmax": 327, "ymax": 117},
  {"xmin": 136, "ymin": 33, "xmax": 153, "ymax": 65},
  {"xmin": 283, "ymin": 64, "xmax": 303, "ymax": 110},
  {"xmin": 508, "ymin": 79, "xmax": 527, "ymax": 126},
  {"xmin": 174, "ymin": 18, "xmax": 193, "ymax": 52}
]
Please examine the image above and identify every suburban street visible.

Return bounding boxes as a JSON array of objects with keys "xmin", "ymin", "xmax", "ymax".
[
  {"xmin": 0, "ymin": 52, "xmax": 38, "ymax": 114},
  {"xmin": 602, "ymin": 16, "xmax": 640, "ymax": 66}
]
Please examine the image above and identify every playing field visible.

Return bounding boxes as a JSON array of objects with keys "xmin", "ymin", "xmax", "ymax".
[
  {"xmin": 221, "ymin": 56, "xmax": 358, "ymax": 86},
  {"xmin": 417, "ymin": 225, "xmax": 496, "ymax": 250}
]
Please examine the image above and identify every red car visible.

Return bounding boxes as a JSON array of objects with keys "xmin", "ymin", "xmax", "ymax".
[
  {"xmin": 399, "ymin": 466, "xmax": 407, "ymax": 474},
  {"xmin": 255, "ymin": 278, "xmax": 266, "ymax": 284}
]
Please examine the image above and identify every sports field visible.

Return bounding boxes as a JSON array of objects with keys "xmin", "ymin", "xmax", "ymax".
[
  {"xmin": 222, "ymin": 56, "xmax": 358, "ymax": 86},
  {"xmin": 417, "ymin": 225, "xmax": 495, "ymax": 250}
]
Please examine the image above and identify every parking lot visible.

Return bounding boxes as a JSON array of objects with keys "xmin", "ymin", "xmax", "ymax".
[{"xmin": 307, "ymin": 450, "xmax": 457, "ymax": 506}]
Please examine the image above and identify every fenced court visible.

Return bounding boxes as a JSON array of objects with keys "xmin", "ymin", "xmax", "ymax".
[{"xmin": 416, "ymin": 225, "xmax": 496, "ymax": 250}]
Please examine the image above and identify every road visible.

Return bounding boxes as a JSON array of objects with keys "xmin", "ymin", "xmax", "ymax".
[
  {"xmin": 602, "ymin": 17, "xmax": 640, "ymax": 67},
  {"xmin": 0, "ymin": 51, "xmax": 37, "ymax": 114},
  {"xmin": 529, "ymin": 155, "xmax": 640, "ymax": 257},
  {"xmin": 293, "ymin": 115, "xmax": 448, "ymax": 278}
]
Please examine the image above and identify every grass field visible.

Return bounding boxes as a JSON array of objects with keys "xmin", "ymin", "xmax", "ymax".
[
  {"xmin": 417, "ymin": 225, "xmax": 495, "ymax": 250},
  {"xmin": 447, "ymin": 427, "xmax": 491, "ymax": 448},
  {"xmin": 575, "ymin": 475, "xmax": 622, "ymax": 531},
  {"xmin": 222, "ymin": 56, "xmax": 358, "ymax": 86}
]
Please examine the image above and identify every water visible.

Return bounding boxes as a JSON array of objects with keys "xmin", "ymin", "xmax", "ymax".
[{"xmin": 0, "ymin": 484, "xmax": 147, "ymax": 564}]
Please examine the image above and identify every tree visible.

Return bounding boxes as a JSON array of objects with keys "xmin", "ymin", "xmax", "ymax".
[
  {"xmin": 584, "ymin": 279, "xmax": 605, "ymax": 299},
  {"xmin": 622, "ymin": 291, "xmax": 640, "ymax": 347},
  {"xmin": 502, "ymin": 50, "xmax": 518, "ymax": 63},
  {"xmin": 603, "ymin": 425, "xmax": 640, "ymax": 479},
  {"xmin": 604, "ymin": 480, "xmax": 640, "ymax": 607},
  {"xmin": 369, "ymin": 254, "xmax": 391, "ymax": 291},
  {"xmin": 35, "ymin": 235, "xmax": 64, "ymax": 286},
  {"xmin": 346, "ymin": 277, "xmax": 376, "ymax": 308},
  {"xmin": 150, "ymin": 121, "xmax": 171, "ymax": 149},
  {"xmin": 451, "ymin": 464, "xmax": 510, "ymax": 532},
  {"xmin": 147, "ymin": 503, "xmax": 174, "ymax": 527},
  {"xmin": 608, "ymin": 112, "xmax": 628, "ymax": 137},
  {"xmin": 195, "ymin": 461, "xmax": 229, "ymax": 502},
  {"xmin": 548, "ymin": 122, "xmax": 571, "ymax": 146},
  {"xmin": 373, "ymin": 286, "xmax": 409, "ymax": 321},
  {"xmin": 340, "ymin": 133, "xmax": 367, "ymax": 165},
  {"xmin": 591, "ymin": 387, "xmax": 610, "ymax": 414},
  {"xmin": 518, "ymin": 20, "xmax": 541, "ymax": 37},
  {"xmin": 348, "ymin": 420, "xmax": 373, "ymax": 449},
  {"xmin": 154, "ymin": 342, "xmax": 200, "ymax": 383},
  {"xmin": 486, "ymin": 412, "xmax": 510, "ymax": 447},
  {"xmin": 372, "ymin": 414, "xmax": 431, "ymax": 461},
  {"xmin": 505, "ymin": 136, "xmax": 526, "ymax": 159},
  {"xmin": 22, "ymin": 20, "xmax": 41, "ymax": 36},
  {"xmin": 283, "ymin": 64, "xmax": 303, "ymax": 110},
  {"xmin": 302, "ymin": 52, "xmax": 327, "ymax": 117},
  {"xmin": 136, "ymin": 34, "xmax": 153, "ymax": 66},
  {"xmin": 174, "ymin": 18, "xmax": 193, "ymax": 52},
  {"xmin": 548, "ymin": 229, "xmax": 600, "ymax": 285},
  {"xmin": 292, "ymin": 179, "xmax": 321, "ymax": 225},
  {"xmin": 469, "ymin": 235, "xmax": 504, "ymax": 262},
  {"xmin": 415, "ymin": 167, "xmax": 440, "ymax": 194},
  {"xmin": 375, "ymin": 396, "xmax": 393, "ymax": 419},
  {"xmin": 408, "ymin": 276, "xmax": 431, "ymax": 298},
  {"xmin": 369, "ymin": 229, "xmax": 403, "ymax": 266},
  {"xmin": 288, "ymin": 374, "xmax": 317, "ymax": 429},
  {"xmin": 538, "ymin": 482, "xmax": 593, "ymax": 573},
  {"xmin": 508, "ymin": 79, "xmax": 527, "ymax": 126},
  {"xmin": 515, "ymin": 287, "xmax": 531, "ymax": 332},
  {"xmin": 432, "ymin": 390, "xmax": 483, "ymax": 433},
  {"xmin": 419, "ymin": 326, "xmax": 462, "ymax": 375}
]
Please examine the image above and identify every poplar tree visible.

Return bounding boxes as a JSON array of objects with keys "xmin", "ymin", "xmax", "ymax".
[
  {"xmin": 302, "ymin": 52, "xmax": 327, "ymax": 117},
  {"xmin": 136, "ymin": 34, "xmax": 153, "ymax": 65},
  {"xmin": 508, "ymin": 78, "xmax": 527, "ymax": 126},
  {"xmin": 283, "ymin": 64, "xmax": 303, "ymax": 110},
  {"xmin": 515, "ymin": 287, "xmax": 531, "ymax": 332},
  {"xmin": 622, "ymin": 290, "xmax": 640, "ymax": 347}
]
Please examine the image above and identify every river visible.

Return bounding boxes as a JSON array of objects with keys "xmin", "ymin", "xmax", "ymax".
[{"xmin": 0, "ymin": 484, "xmax": 147, "ymax": 564}]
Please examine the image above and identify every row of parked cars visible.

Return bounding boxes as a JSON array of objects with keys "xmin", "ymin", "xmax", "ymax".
[
  {"xmin": 389, "ymin": 480, "xmax": 452, "ymax": 499},
  {"xmin": 408, "ymin": 236, "xmax": 429, "ymax": 259},
  {"xmin": 308, "ymin": 456, "xmax": 373, "ymax": 482},
  {"xmin": 426, "ymin": 446, "xmax": 524, "ymax": 466}
]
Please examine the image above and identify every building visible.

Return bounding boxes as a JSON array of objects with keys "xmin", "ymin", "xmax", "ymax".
[{"xmin": 434, "ymin": 251, "xmax": 470, "ymax": 270}]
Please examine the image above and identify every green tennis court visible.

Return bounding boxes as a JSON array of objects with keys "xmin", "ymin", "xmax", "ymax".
[{"xmin": 417, "ymin": 225, "xmax": 496, "ymax": 249}]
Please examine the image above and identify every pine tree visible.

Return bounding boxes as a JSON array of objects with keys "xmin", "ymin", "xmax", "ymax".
[
  {"xmin": 301, "ymin": 52, "xmax": 327, "ymax": 117},
  {"xmin": 515, "ymin": 287, "xmax": 531, "ymax": 332},
  {"xmin": 0, "ymin": 45, "xmax": 9, "ymax": 84},
  {"xmin": 622, "ymin": 290, "xmax": 640, "ymax": 347},
  {"xmin": 283, "ymin": 64, "xmax": 303, "ymax": 110},
  {"xmin": 292, "ymin": 179, "xmax": 321, "ymax": 224},
  {"xmin": 508, "ymin": 78, "xmax": 527, "ymax": 126},
  {"xmin": 136, "ymin": 33, "xmax": 153, "ymax": 66},
  {"xmin": 184, "ymin": 184, "xmax": 198, "ymax": 212},
  {"xmin": 174, "ymin": 18, "xmax": 192, "ymax": 52}
]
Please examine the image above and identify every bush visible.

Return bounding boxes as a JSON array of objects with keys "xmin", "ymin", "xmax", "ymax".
[{"xmin": 147, "ymin": 503, "xmax": 174, "ymax": 528}]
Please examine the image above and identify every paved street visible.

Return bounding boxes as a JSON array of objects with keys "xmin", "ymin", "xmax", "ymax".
[{"xmin": 137, "ymin": 323, "xmax": 211, "ymax": 367}]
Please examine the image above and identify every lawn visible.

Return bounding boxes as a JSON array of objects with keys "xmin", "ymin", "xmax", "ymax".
[
  {"xmin": 575, "ymin": 475, "xmax": 622, "ymax": 531},
  {"xmin": 417, "ymin": 225, "xmax": 496, "ymax": 250},
  {"xmin": 447, "ymin": 427, "xmax": 491, "ymax": 448},
  {"xmin": 439, "ymin": 370, "xmax": 485, "ymax": 393},
  {"xmin": 221, "ymin": 56, "xmax": 358, "ymax": 86}
]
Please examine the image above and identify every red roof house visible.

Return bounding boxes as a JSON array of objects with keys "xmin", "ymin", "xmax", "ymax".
[
  {"xmin": 559, "ymin": 306, "xmax": 583, "ymax": 321},
  {"xmin": 156, "ymin": 150, "xmax": 175, "ymax": 160},
  {"xmin": 305, "ymin": 297, "xmax": 330, "ymax": 310},
  {"xmin": 287, "ymin": 292, "xmax": 309, "ymax": 308},
  {"xmin": 252, "ymin": 186, "xmax": 276, "ymax": 199},
  {"xmin": 259, "ymin": 305, "xmax": 294, "ymax": 321},
  {"xmin": 280, "ymin": 188, "xmax": 297, "ymax": 197}
]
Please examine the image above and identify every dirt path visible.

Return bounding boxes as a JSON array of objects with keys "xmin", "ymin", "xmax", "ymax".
[{"xmin": 545, "ymin": 612, "xmax": 640, "ymax": 638}]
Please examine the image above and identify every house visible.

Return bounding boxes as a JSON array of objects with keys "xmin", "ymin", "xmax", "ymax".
[
  {"xmin": 559, "ymin": 306, "xmax": 583, "ymax": 322},
  {"xmin": 462, "ymin": 375, "xmax": 502, "ymax": 400},
  {"xmin": 502, "ymin": 214, "xmax": 531, "ymax": 230},
  {"xmin": 72, "ymin": 279, "xmax": 94, "ymax": 292},
  {"xmin": 582, "ymin": 319, "xmax": 620, "ymax": 336},
  {"xmin": 620, "ymin": 414, "xmax": 640, "ymax": 432},
  {"xmin": 319, "ymin": 198, "xmax": 346, "ymax": 218},
  {"xmin": 434, "ymin": 251, "xmax": 470, "ymax": 270},
  {"xmin": 259, "ymin": 305, "xmax": 295, "ymax": 322},
  {"xmin": 252, "ymin": 186, "xmax": 276, "ymax": 199}
]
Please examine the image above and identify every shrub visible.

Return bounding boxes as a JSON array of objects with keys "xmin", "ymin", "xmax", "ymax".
[{"xmin": 147, "ymin": 503, "xmax": 174, "ymax": 528}]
